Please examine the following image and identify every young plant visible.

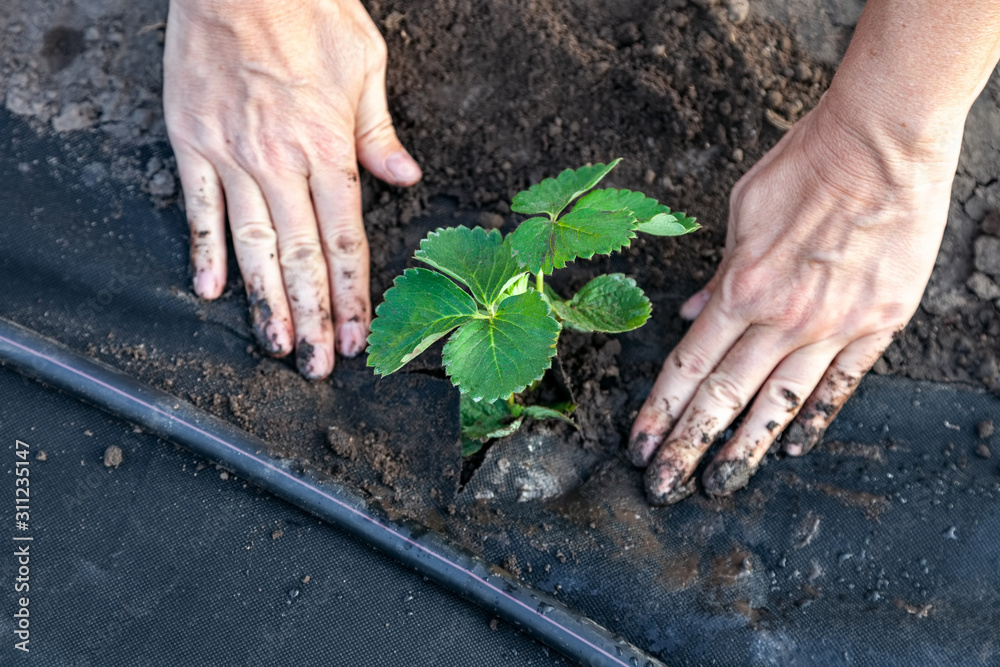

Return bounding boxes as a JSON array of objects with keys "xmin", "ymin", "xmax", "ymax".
[{"xmin": 366, "ymin": 159, "xmax": 698, "ymax": 454}]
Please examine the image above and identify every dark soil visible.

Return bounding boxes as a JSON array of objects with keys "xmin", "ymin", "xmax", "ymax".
[{"xmin": 2, "ymin": 0, "xmax": 999, "ymax": 555}]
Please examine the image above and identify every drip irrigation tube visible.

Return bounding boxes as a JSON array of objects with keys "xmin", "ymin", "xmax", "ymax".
[{"xmin": 0, "ymin": 317, "xmax": 662, "ymax": 667}]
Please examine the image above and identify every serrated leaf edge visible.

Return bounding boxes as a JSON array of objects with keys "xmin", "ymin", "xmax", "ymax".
[
  {"xmin": 442, "ymin": 293, "xmax": 561, "ymax": 403},
  {"xmin": 511, "ymin": 158, "xmax": 623, "ymax": 218},
  {"xmin": 365, "ymin": 267, "xmax": 477, "ymax": 375},
  {"xmin": 414, "ymin": 226, "xmax": 527, "ymax": 306}
]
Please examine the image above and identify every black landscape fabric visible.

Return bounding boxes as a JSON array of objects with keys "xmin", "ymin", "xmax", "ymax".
[{"xmin": 2, "ymin": 97, "xmax": 1000, "ymax": 667}]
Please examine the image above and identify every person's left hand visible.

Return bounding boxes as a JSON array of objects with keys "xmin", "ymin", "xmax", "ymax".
[{"xmin": 627, "ymin": 89, "xmax": 961, "ymax": 504}]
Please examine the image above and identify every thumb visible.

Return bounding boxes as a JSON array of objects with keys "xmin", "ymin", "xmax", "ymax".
[
  {"xmin": 355, "ymin": 64, "xmax": 421, "ymax": 186},
  {"xmin": 680, "ymin": 272, "xmax": 720, "ymax": 321}
]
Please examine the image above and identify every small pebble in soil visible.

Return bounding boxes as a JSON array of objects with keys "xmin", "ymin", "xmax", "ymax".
[
  {"xmin": 148, "ymin": 169, "xmax": 176, "ymax": 197},
  {"xmin": 974, "ymin": 236, "xmax": 1000, "ymax": 277},
  {"xmin": 765, "ymin": 90, "xmax": 784, "ymax": 109},
  {"xmin": 219, "ymin": 470, "xmax": 229, "ymax": 480},
  {"xmin": 975, "ymin": 444, "xmax": 991, "ymax": 459},
  {"xmin": 52, "ymin": 102, "xmax": 97, "ymax": 133},
  {"xmin": 966, "ymin": 272, "xmax": 1000, "ymax": 300},
  {"xmin": 977, "ymin": 420, "xmax": 995, "ymax": 439},
  {"xmin": 35, "ymin": 450, "xmax": 47, "ymax": 462},
  {"xmin": 724, "ymin": 0, "xmax": 750, "ymax": 25},
  {"xmin": 301, "ymin": 575, "xmax": 310, "ymax": 583},
  {"xmin": 103, "ymin": 445, "xmax": 123, "ymax": 468},
  {"xmin": 476, "ymin": 211, "xmax": 505, "ymax": 229}
]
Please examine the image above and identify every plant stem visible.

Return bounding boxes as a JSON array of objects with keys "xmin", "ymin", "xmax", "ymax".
[
  {"xmin": 506, "ymin": 393, "xmax": 516, "ymax": 410},
  {"xmin": 536, "ymin": 271, "xmax": 544, "ymax": 293}
]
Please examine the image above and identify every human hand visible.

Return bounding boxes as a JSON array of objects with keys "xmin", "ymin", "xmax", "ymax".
[
  {"xmin": 164, "ymin": 0, "xmax": 421, "ymax": 379},
  {"xmin": 628, "ymin": 91, "xmax": 964, "ymax": 504}
]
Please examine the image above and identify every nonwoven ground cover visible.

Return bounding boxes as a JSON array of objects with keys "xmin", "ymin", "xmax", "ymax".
[{"xmin": 3, "ymin": 106, "xmax": 1000, "ymax": 664}]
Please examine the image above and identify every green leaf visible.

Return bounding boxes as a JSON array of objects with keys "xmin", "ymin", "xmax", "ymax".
[
  {"xmin": 549, "ymin": 273, "xmax": 651, "ymax": 333},
  {"xmin": 443, "ymin": 291, "xmax": 561, "ymax": 403},
  {"xmin": 414, "ymin": 226, "xmax": 526, "ymax": 307},
  {"xmin": 522, "ymin": 405, "xmax": 577, "ymax": 429},
  {"xmin": 637, "ymin": 212, "xmax": 700, "ymax": 236},
  {"xmin": 574, "ymin": 187, "xmax": 669, "ymax": 222},
  {"xmin": 461, "ymin": 438, "xmax": 487, "ymax": 457},
  {"xmin": 509, "ymin": 208, "xmax": 637, "ymax": 274},
  {"xmin": 460, "ymin": 394, "xmax": 523, "ymax": 442},
  {"xmin": 461, "ymin": 439, "xmax": 483, "ymax": 457},
  {"xmin": 511, "ymin": 159, "xmax": 623, "ymax": 218},
  {"xmin": 577, "ymin": 188, "xmax": 700, "ymax": 236},
  {"xmin": 366, "ymin": 268, "xmax": 478, "ymax": 375}
]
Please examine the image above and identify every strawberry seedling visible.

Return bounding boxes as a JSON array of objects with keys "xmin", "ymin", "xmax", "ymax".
[{"xmin": 366, "ymin": 159, "xmax": 698, "ymax": 453}]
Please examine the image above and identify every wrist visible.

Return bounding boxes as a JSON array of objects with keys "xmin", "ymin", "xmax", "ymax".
[
  {"xmin": 168, "ymin": 0, "xmax": 327, "ymax": 31},
  {"xmin": 822, "ymin": 67, "xmax": 969, "ymax": 168}
]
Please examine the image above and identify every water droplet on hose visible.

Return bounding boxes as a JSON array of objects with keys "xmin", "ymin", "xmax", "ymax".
[
  {"xmin": 536, "ymin": 602, "xmax": 554, "ymax": 616},
  {"xmin": 287, "ymin": 587, "xmax": 301, "ymax": 604}
]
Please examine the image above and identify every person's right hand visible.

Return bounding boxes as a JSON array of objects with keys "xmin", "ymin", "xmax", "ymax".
[{"xmin": 164, "ymin": 0, "xmax": 421, "ymax": 379}]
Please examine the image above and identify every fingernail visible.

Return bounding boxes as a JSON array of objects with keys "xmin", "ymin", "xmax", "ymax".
[
  {"xmin": 337, "ymin": 321, "xmax": 367, "ymax": 358},
  {"xmin": 296, "ymin": 340, "xmax": 332, "ymax": 380},
  {"xmin": 644, "ymin": 460, "xmax": 697, "ymax": 506},
  {"xmin": 782, "ymin": 420, "xmax": 823, "ymax": 456},
  {"xmin": 386, "ymin": 150, "xmax": 422, "ymax": 184},
  {"xmin": 703, "ymin": 459, "xmax": 754, "ymax": 497},
  {"xmin": 248, "ymin": 294, "xmax": 288, "ymax": 356},
  {"xmin": 627, "ymin": 432, "xmax": 662, "ymax": 467},
  {"xmin": 679, "ymin": 288, "xmax": 710, "ymax": 320},
  {"xmin": 193, "ymin": 269, "xmax": 217, "ymax": 299}
]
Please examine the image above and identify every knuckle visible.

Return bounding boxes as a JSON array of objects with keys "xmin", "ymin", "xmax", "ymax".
[
  {"xmin": 369, "ymin": 35, "xmax": 388, "ymax": 67},
  {"xmin": 764, "ymin": 378, "xmax": 809, "ymax": 411},
  {"xmin": 307, "ymin": 123, "xmax": 355, "ymax": 165},
  {"xmin": 716, "ymin": 266, "xmax": 765, "ymax": 321},
  {"xmin": 672, "ymin": 347, "xmax": 714, "ymax": 380},
  {"xmin": 773, "ymin": 293, "xmax": 821, "ymax": 334},
  {"xmin": 233, "ymin": 220, "xmax": 277, "ymax": 247},
  {"xmin": 327, "ymin": 229, "xmax": 367, "ymax": 258},
  {"xmin": 280, "ymin": 238, "xmax": 325, "ymax": 269},
  {"xmin": 356, "ymin": 116, "xmax": 396, "ymax": 145},
  {"xmin": 702, "ymin": 371, "xmax": 746, "ymax": 411}
]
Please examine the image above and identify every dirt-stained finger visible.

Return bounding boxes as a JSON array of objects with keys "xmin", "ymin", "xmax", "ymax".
[
  {"xmin": 702, "ymin": 341, "xmax": 840, "ymax": 497},
  {"xmin": 643, "ymin": 326, "xmax": 788, "ymax": 505},
  {"xmin": 175, "ymin": 146, "xmax": 226, "ymax": 299},
  {"xmin": 311, "ymin": 164, "xmax": 370, "ymax": 359},
  {"xmin": 260, "ymin": 176, "xmax": 335, "ymax": 380},
  {"xmin": 628, "ymin": 299, "xmax": 745, "ymax": 467},
  {"xmin": 220, "ymin": 167, "xmax": 294, "ymax": 357},
  {"xmin": 783, "ymin": 330, "xmax": 895, "ymax": 456}
]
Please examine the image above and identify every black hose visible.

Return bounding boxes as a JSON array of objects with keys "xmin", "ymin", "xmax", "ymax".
[{"xmin": 0, "ymin": 317, "xmax": 662, "ymax": 667}]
